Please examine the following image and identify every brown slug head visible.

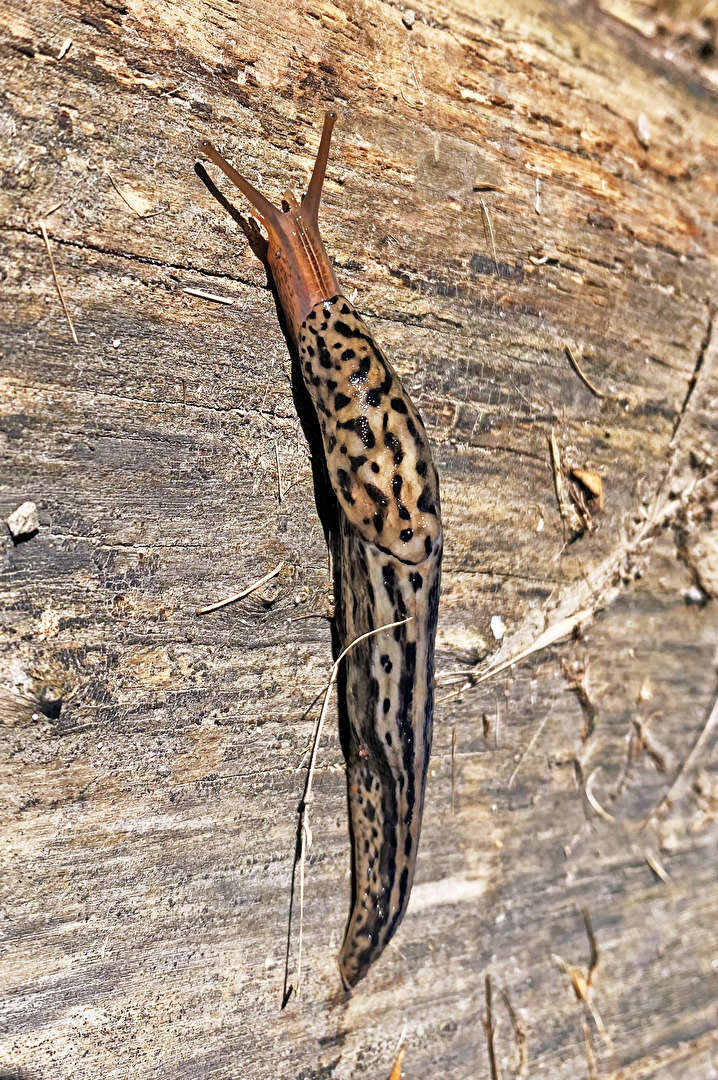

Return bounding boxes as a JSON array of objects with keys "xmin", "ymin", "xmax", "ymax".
[{"xmin": 199, "ymin": 110, "xmax": 340, "ymax": 345}]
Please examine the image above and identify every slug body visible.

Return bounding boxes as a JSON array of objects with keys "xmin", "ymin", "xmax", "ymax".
[{"xmin": 201, "ymin": 112, "xmax": 442, "ymax": 988}]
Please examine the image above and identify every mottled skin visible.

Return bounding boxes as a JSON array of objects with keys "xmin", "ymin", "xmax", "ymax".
[
  {"xmin": 298, "ymin": 296, "xmax": 442, "ymax": 987},
  {"xmin": 200, "ymin": 112, "xmax": 443, "ymax": 989}
]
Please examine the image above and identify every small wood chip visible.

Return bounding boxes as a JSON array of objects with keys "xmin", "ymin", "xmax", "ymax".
[
  {"xmin": 585, "ymin": 768, "xmax": 615, "ymax": 821},
  {"xmin": 636, "ymin": 112, "xmax": 651, "ymax": 149},
  {"xmin": 645, "ymin": 851, "xmax": 671, "ymax": 883},
  {"xmin": 570, "ymin": 467, "xmax": 604, "ymax": 510}
]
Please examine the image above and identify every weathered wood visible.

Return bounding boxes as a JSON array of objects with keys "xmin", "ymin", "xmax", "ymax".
[{"xmin": 1, "ymin": 0, "xmax": 718, "ymax": 1076}]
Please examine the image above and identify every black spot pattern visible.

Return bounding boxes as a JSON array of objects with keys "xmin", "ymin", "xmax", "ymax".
[
  {"xmin": 297, "ymin": 296, "xmax": 441, "ymax": 566},
  {"xmin": 334, "ymin": 480, "xmax": 443, "ymax": 989},
  {"xmin": 297, "ymin": 297, "xmax": 443, "ymax": 990}
]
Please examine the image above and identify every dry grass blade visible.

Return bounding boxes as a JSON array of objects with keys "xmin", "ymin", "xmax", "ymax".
[
  {"xmin": 451, "ymin": 724, "xmax": 457, "ymax": 814},
  {"xmin": 183, "ymin": 287, "xmax": 234, "ymax": 304},
  {"xmin": 274, "ymin": 441, "xmax": 283, "ymax": 503},
  {"xmin": 508, "ymin": 713, "xmax": 549, "ymax": 789},
  {"xmin": 651, "ymin": 691, "xmax": 718, "ymax": 817},
  {"xmin": 501, "ymin": 987, "xmax": 528, "ymax": 1078},
  {"xmin": 553, "ymin": 911, "xmax": 609, "ymax": 1044},
  {"xmin": 549, "ymin": 429, "xmax": 578, "ymax": 532},
  {"xmin": 582, "ymin": 1021, "xmax": 598, "ymax": 1080},
  {"xmin": 585, "ymin": 768, "xmax": 615, "ymax": 822},
  {"xmin": 645, "ymin": 851, "xmax": 671, "ymax": 883},
  {"xmin": 39, "ymin": 221, "xmax": 78, "ymax": 344},
  {"xmin": 195, "ymin": 562, "xmax": 283, "ymax": 614},
  {"xmin": 482, "ymin": 974, "xmax": 501, "ymax": 1080},
  {"xmin": 105, "ymin": 170, "xmax": 166, "ymax": 217},
  {"xmin": 565, "ymin": 344, "xmax": 606, "ymax": 398},
  {"xmin": 400, "ymin": 61, "xmax": 425, "ymax": 108},
  {"xmin": 583, "ymin": 908, "xmax": 599, "ymax": 987},
  {"xmin": 480, "ymin": 198, "xmax": 499, "ymax": 273},
  {"xmin": 438, "ymin": 608, "xmax": 592, "ymax": 708}
]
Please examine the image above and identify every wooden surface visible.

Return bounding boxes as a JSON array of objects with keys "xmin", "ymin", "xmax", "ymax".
[{"xmin": 2, "ymin": 0, "xmax": 718, "ymax": 1076}]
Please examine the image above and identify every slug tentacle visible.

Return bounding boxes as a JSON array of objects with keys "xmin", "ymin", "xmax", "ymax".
[
  {"xmin": 199, "ymin": 111, "xmax": 442, "ymax": 990},
  {"xmin": 199, "ymin": 112, "xmax": 338, "ymax": 345}
]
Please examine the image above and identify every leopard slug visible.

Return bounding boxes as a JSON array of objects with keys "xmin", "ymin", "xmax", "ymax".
[{"xmin": 200, "ymin": 111, "xmax": 442, "ymax": 989}]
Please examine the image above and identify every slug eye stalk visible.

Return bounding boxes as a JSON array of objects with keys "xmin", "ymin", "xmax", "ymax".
[{"xmin": 198, "ymin": 111, "xmax": 339, "ymax": 344}]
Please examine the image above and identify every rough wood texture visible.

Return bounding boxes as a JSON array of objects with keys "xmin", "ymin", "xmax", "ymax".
[{"xmin": 1, "ymin": 0, "xmax": 718, "ymax": 1076}]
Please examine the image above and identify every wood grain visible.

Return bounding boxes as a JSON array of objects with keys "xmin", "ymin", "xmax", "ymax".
[{"xmin": 1, "ymin": 0, "xmax": 718, "ymax": 1076}]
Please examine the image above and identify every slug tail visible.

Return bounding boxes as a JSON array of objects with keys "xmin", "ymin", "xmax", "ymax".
[
  {"xmin": 334, "ymin": 526, "xmax": 440, "ymax": 989},
  {"xmin": 339, "ymin": 737, "xmax": 422, "ymax": 989}
]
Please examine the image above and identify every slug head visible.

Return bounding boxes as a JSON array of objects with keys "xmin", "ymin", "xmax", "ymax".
[{"xmin": 199, "ymin": 111, "xmax": 340, "ymax": 345}]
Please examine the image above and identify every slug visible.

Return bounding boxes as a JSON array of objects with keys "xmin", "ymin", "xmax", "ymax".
[{"xmin": 200, "ymin": 111, "xmax": 442, "ymax": 988}]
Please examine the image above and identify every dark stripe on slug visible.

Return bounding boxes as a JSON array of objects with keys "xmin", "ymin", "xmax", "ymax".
[
  {"xmin": 383, "ymin": 431, "xmax": 404, "ymax": 465},
  {"xmin": 332, "ymin": 319, "xmax": 355, "ymax": 338},
  {"xmin": 356, "ymin": 416, "xmax": 376, "ymax": 449},
  {"xmin": 381, "ymin": 563, "xmax": 395, "ymax": 603},
  {"xmin": 406, "ymin": 416, "xmax": 423, "ymax": 445},
  {"xmin": 365, "ymin": 482, "xmax": 389, "ymax": 507},
  {"xmin": 417, "ymin": 485, "xmax": 437, "ymax": 515},
  {"xmin": 336, "ymin": 468, "xmax": 355, "ymax": 504},
  {"xmin": 395, "ymin": 639, "xmax": 417, "ymax": 827},
  {"xmin": 386, "ymin": 865, "xmax": 410, "ymax": 940}
]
